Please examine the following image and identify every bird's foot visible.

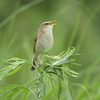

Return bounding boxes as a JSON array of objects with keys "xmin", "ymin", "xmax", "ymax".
[{"xmin": 45, "ymin": 52, "xmax": 53, "ymax": 57}]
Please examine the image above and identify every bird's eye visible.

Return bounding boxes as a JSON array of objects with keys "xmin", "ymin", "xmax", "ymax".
[{"xmin": 45, "ymin": 23, "xmax": 48, "ymax": 25}]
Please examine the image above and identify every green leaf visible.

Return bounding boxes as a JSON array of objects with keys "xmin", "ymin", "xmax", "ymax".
[
  {"xmin": 43, "ymin": 72, "xmax": 50, "ymax": 96},
  {"xmin": 62, "ymin": 71, "xmax": 73, "ymax": 100},
  {"xmin": 57, "ymin": 77, "xmax": 62, "ymax": 100},
  {"xmin": 0, "ymin": 85, "xmax": 20, "ymax": 100},
  {"xmin": 51, "ymin": 47, "xmax": 75, "ymax": 67},
  {"xmin": 0, "ymin": 58, "xmax": 31, "ymax": 81},
  {"xmin": 49, "ymin": 74, "xmax": 57, "ymax": 99},
  {"xmin": 54, "ymin": 66, "xmax": 79, "ymax": 77},
  {"xmin": 7, "ymin": 64, "xmax": 23, "ymax": 76},
  {"xmin": 22, "ymin": 90, "xmax": 30, "ymax": 100},
  {"xmin": 43, "ymin": 72, "xmax": 47, "ymax": 96},
  {"xmin": 0, "ymin": 84, "xmax": 30, "ymax": 100}
]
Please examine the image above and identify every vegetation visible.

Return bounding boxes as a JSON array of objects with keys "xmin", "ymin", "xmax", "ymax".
[
  {"xmin": 0, "ymin": 48, "xmax": 79, "ymax": 100},
  {"xmin": 0, "ymin": 0, "xmax": 100, "ymax": 100}
]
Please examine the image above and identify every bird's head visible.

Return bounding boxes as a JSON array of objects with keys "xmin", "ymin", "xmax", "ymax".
[{"xmin": 39, "ymin": 20, "xmax": 56, "ymax": 32}]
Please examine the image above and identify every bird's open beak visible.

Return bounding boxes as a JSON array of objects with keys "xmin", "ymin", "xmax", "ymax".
[{"xmin": 49, "ymin": 20, "xmax": 57, "ymax": 26}]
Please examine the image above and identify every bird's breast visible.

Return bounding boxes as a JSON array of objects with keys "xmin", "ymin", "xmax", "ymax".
[{"xmin": 35, "ymin": 32, "xmax": 54, "ymax": 54}]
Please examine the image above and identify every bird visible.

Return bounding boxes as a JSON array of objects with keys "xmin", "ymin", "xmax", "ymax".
[{"xmin": 31, "ymin": 20, "xmax": 56, "ymax": 70}]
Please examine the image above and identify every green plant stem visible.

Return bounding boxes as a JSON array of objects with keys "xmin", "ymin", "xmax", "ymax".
[{"xmin": 37, "ymin": 72, "xmax": 41, "ymax": 100}]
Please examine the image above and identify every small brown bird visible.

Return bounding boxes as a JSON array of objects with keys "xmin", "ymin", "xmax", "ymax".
[{"xmin": 31, "ymin": 20, "xmax": 56, "ymax": 70}]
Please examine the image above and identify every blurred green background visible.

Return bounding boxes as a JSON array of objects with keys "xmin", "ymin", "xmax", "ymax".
[{"xmin": 0, "ymin": 0, "xmax": 100, "ymax": 100}]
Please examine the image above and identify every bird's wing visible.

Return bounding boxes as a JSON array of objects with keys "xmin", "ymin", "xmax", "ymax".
[
  {"xmin": 33, "ymin": 34, "xmax": 37, "ymax": 53},
  {"xmin": 33, "ymin": 31, "xmax": 40, "ymax": 52},
  {"xmin": 33, "ymin": 30, "xmax": 44, "ymax": 53}
]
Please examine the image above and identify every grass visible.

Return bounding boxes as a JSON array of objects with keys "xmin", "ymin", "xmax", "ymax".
[{"xmin": 0, "ymin": 0, "xmax": 100, "ymax": 100}]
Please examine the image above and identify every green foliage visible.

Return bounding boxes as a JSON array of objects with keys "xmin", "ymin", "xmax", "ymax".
[
  {"xmin": 0, "ymin": 48, "xmax": 79, "ymax": 100},
  {"xmin": 0, "ymin": 58, "xmax": 31, "ymax": 81},
  {"xmin": 0, "ymin": 84, "xmax": 30, "ymax": 100},
  {"xmin": 0, "ymin": 0, "xmax": 100, "ymax": 100}
]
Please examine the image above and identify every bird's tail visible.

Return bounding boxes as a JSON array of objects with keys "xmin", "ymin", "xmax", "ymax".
[{"xmin": 31, "ymin": 53, "xmax": 40, "ymax": 70}]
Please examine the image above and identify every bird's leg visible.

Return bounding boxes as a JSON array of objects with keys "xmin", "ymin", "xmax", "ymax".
[{"xmin": 45, "ymin": 52, "xmax": 53, "ymax": 57}]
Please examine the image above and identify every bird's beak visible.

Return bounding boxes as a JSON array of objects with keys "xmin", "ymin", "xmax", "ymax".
[{"xmin": 49, "ymin": 20, "xmax": 57, "ymax": 26}]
